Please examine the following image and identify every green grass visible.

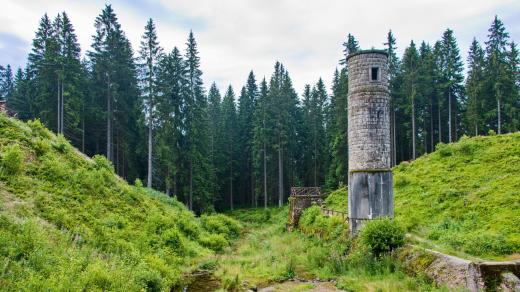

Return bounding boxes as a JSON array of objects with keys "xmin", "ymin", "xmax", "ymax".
[
  {"xmin": 324, "ymin": 133, "xmax": 520, "ymax": 260},
  {"xmin": 211, "ymin": 207, "xmax": 446, "ymax": 291},
  {"xmin": 0, "ymin": 114, "xmax": 240, "ymax": 290}
]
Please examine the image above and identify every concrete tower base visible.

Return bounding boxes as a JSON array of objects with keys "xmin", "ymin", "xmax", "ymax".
[{"xmin": 348, "ymin": 171, "xmax": 393, "ymax": 235}]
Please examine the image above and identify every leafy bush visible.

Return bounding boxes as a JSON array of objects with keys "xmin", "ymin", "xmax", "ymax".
[
  {"xmin": 161, "ymin": 228, "xmax": 186, "ymax": 255},
  {"xmin": 1, "ymin": 143, "xmax": 25, "ymax": 175},
  {"xmin": 92, "ymin": 154, "xmax": 114, "ymax": 172},
  {"xmin": 435, "ymin": 142, "xmax": 453, "ymax": 157},
  {"xmin": 134, "ymin": 178, "xmax": 143, "ymax": 188},
  {"xmin": 32, "ymin": 137, "xmax": 51, "ymax": 156},
  {"xmin": 359, "ymin": 218, "xmax": 405, "ymax": 257},
  {"xmin": 52, "ymin": 134, "xmax": 71, "ymax": 153},
  {"xmin": 299, "ymin": 205, "xmax": 348, "ymax": 241},
  {"xmin": 464, "ymin": 233, "xmax": 516, "ymax": 256},
  {"xmin": 324, "ymin": 187, "xmax": 348, "ymax": 212},
  {"xmin": 198, "ymin": 233, "xmax": 229, "ymax": 252},
  {"xmin": 201, "ymin": 214, "xmax": 241, "ymax": 239}
]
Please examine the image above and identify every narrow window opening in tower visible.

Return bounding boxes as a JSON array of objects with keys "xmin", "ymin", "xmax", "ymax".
[{"xmin": 371, "ymin": 67, "xmax": 379, "ymax": 81}]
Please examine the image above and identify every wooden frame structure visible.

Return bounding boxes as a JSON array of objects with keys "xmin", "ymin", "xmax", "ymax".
[{"xmin": 287, "ymin": 187, "xmax": 323, "ymax": 231}]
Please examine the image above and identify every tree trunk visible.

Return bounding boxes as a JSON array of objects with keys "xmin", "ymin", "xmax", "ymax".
[
  {"xmin": 57, "ymin": 78, "xmax": 60, "ymax": 134},
  {"xmin": 81, "ymin": 103, "xmax": 85, "ymax": 152},
  {"xmin": 147, "ymin": 69, "xmax": 154, "ymax": 188},
  {"xmin": 230, "ymin": 160, "xmax": 233, "ymax": 211},
  {"xmin": 263, "ymin": 140, "xmax": 267, "ymax": 209},
  {"xmin": 251, "ymin": 162, "xmax": 255, "ymax": 207},
  {"xmin": 60, "ymin": 80, "xmax": 64, "ymax": 135},
  {"xmin": 278, "ymin": 143, "xmax": 283, "ymax": 207},
  {"xmin": 412, "ymin": 90, "xmax": 416, "ymax": 160},
  {"xmin": 392, "ymin": 108, "xmax": 396, "ymax": 165},
  {"xmin": 430, "ymin": 98, "xmax": 434, "ymax": 152},
  {"xmin": 147, "ymin": 118, "xmax": 152, "ymax": 188},
  {"xmin": 189, "ymin": 160, "xmax": 193, "ymax": 211},
  {"xmin": 106, "ymin": 74, "xmax": 112, "ymax": 162},
  {"xmin": 497, "ymin": 98, "xmax": 501, "ymax": 134},
  {"xmin": 438, "ymin": 99, "xmax": 442, "ymax": 144},
  {"xmin": 448, "ymin": 89, "xmax": 452, "ymax": 143},
  {"xmin": 314, "ymin": 136, "xmax": 317, "ymax": 186}
]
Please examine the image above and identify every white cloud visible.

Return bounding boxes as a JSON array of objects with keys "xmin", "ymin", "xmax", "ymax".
[{"xmin": 0, "ymin": 0, "xmax": 519, "ymax": 95}]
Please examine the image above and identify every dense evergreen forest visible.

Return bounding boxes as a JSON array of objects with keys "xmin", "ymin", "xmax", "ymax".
[{"xmin": 0, "ymin": 5, "xmax": 518, "ymax": 212}]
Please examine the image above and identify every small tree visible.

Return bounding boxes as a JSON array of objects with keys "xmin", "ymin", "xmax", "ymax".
[{"xmin": 359, "ymin": 218, "xmax": 405, "ymax": 257}]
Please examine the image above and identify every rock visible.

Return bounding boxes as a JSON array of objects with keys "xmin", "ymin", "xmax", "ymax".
[{"xmin": 499, "ymin": 272, "xmax": 520, "ymax": 292}]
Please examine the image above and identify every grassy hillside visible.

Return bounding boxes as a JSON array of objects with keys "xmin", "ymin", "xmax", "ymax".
[
  {"xmin": 0, "ymin": 114, "xmax": 240, "ymax": 290},
  {"xmin": 325, "ymin": 133, "xmax": 520, "ymax": 260}
]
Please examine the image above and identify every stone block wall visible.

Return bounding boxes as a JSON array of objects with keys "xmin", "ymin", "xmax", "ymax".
[
  {"xmin": 347, "ymin": 50, "xmax": 393, "ymax": 235},
  {"xmin": 347, "ymin": 51, "xmax": 391, "ymax": 171}
]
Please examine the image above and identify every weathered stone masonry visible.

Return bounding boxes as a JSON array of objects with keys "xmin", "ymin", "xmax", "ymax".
[{"xmin": 347, "ymin": 50, "xmax": 394, "ymax": 235}]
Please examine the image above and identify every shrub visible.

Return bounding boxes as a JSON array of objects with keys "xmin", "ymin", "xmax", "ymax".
[
  {"xmin": 359, "ymin": 218, "xmax": 405, "ymax": 257},
  {"xmin": 324, "ymin": 187, "xmax": 348, "ymax": 211},
  {"xmin": 299, "ymin": 206, "xmax": 348, "ymax": 240},
  {"xmin": 52, "ymin": 134, "xmax": 71, "ymax": 153},
  {"xmin": 198, "ymin": 233, "xmax": 228, "ymax": 252},
  {"xmin": 435, "ymin": 142, "xmax": 453, "ymax": 157},
  {"xmin": 134, "ymin": 178, "xmax": 143, "ymax": 188},
  {"xmin": 92, "ymin": 155, "xmax": 114, "ymax": 173},
  {"xmin": 161, "ymin": 228, "xmax": 186, "ymax": 255},
  {"xmin": 200, "ymin": 214, "xmax": 241, "ymax": 239},
  {"xmin": 1, "ymin": 143, "xmax": 25, "ymax": 175},
  {"xmin": 464, "ymin": 233, "xmax": 515, "ymax": 256},
  {"xmin": 32, "ymin": 138, "xmax": 51, "ymax": 156}
]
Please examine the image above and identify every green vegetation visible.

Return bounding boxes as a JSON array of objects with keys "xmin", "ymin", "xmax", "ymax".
[
  {"xmin": 324, "ymin": 187, "xmax": 348, "ymax": 212},
  {"xmin": 211, "ymin": 207, "xmax": 445, "ymax": 291},
  {"xmin": 395, "ymin": 134, "xmax": 520, "ymax": 259},
  {"xmin": 0, "ymin": 114, "xmax": 241, "ymax": 290},
  {"xmin": 358, "ymin": 218, "xmax": 405, "ymax": 257},
  {"xmin": 324, "ymin": 133, "xmax": 520, "ymax": 259}
]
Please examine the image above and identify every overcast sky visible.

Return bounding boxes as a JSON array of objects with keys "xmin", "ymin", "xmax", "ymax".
[{"xmin": 1, "ymin": 0, "xmax": 519, "ymax": 95}]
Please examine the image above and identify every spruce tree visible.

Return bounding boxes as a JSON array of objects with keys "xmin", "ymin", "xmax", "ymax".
[
  {"xmin": 340, "ymin": 33, "xmax": 360, "ymax": 65},
  {"xmin": 138, "ymin": 18, "xmax": 163, "ymax": 188},
  {"xmin": 237, "ymin": 71, "xmax": 257, "ymax": 206},
  {"xmin": 402, "ymin": 41, "xmax": 420, "ymax": 159},
  {"xmin": 385, "ymin": 30, "xmax": 401, "ymax": 164},
  {"xmin": 327, "ymin": 68, "xmax": 349, "ymax": 187},
  {"xmin": 220, "ymin": 86, "xmax": 237, "ymax": 210},
  {"xmin": 252, "ymin": 78, "xmax": 270, "ymax": 208},
  {"xmin": 155, "ymin": 47, "xmax": 186, "ymax": 195},
  {"xmin": 302, "ymin": 79, "xmax": 327, "ymax": 186},
  {"xmin": 465, "ymin": 39, "xmax": 486, "ymax": 135},
  {"xmin": 439, "ymin": 29, "xmax": 464, "ymax": 142},
  {"xmin": 183, "ymin": 31, "xmax": 213, "ymax": 212},
  {"xmin": 88, "ymin": 5, "xmax": 141, "ymax": 179}
]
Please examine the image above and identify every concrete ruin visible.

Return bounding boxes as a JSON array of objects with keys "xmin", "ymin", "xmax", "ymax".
[{"xmin": 347, "ymin": 50, "xmax": 393, "ymax": 235}]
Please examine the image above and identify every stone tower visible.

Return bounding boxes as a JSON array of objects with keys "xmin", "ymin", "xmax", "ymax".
[{"xmin": 347, "ymin": 49, "xmax": 393, "ymax": 235}]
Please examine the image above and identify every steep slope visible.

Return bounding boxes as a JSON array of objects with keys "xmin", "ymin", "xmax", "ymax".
[
  {"xmin": 394, "ymin": 134, "xmax": 520, "ymax": 259},
  {"xmin": 325, "ymin": 133, "xmax": 520, "ymax": 260},
  {"xmin": 0, "ymin": 114, "xmax": 240, "ymax": 290}
]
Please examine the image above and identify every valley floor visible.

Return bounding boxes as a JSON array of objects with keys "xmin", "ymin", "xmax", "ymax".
[{"xmin": 196, "ymin": 207, "xmax": 451, "ymax": 292}]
